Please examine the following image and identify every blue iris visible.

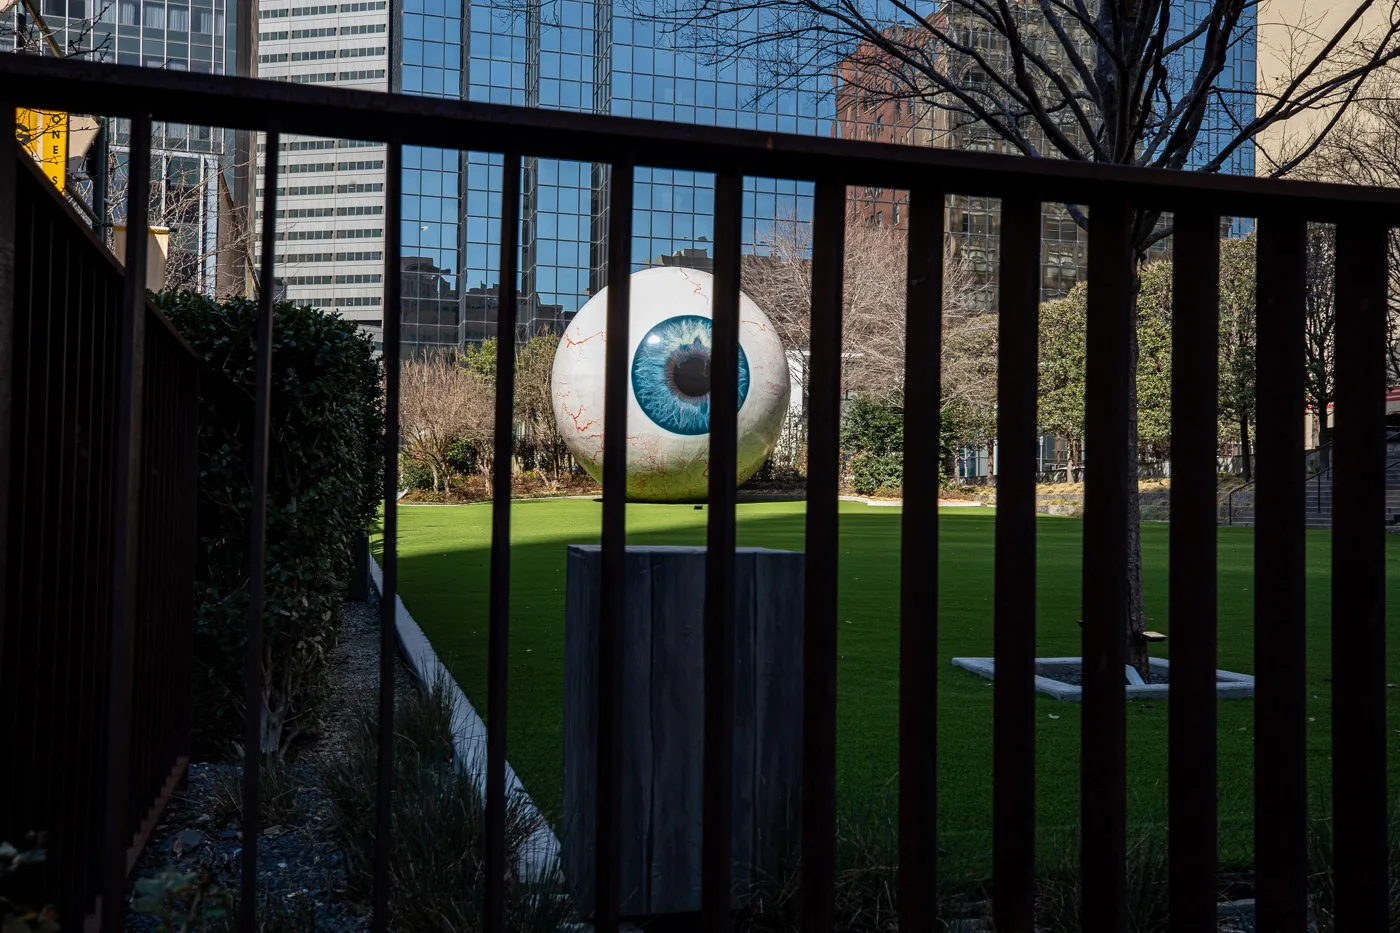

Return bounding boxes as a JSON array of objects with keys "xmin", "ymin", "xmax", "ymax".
[{"xmin": 631, "ymin": 315, "xmax": 750, "ymax": 436}]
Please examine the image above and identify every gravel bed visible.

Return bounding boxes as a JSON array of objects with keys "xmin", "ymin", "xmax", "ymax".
[
  {"xmin": 124, "ymin": 761, "xmax": 363, "ymax": 932},
  {"xmin": 1042, "ymin": 664, "xmax": 1173, "ymax": 686},
  {"xmin": 125, "ymin": 588, "xmax": 414, "ymax": 930},
  {"xmin": 307, "ymin": 592, "xmax": 418, "ymax": 768}
]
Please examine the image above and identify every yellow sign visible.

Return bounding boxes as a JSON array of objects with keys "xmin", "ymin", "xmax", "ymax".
[{"xmin": 16, "ymin": 108, "xmax": 68, "ymax": 192}]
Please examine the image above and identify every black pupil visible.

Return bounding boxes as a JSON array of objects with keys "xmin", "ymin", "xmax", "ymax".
[{"xmin": 672, "ymin": 354, "xmax": 710, "ymax": 399}]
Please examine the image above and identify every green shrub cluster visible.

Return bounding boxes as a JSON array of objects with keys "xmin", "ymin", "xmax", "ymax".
[
  {"xmin": 849, "ymin": 453, "xmax": 903, "ymax": 496},
  {"xmin": 400, "ymin": 454, "xmax": 436, "ymax": 492},
  {"xmin": 841, "ymin": 395, "xmax": 904, "ymax": 495},
  {"xmin": 156, "ymin": 292, "xmax": 383, "ymax": 758}
]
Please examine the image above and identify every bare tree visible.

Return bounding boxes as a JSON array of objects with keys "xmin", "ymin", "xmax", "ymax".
[
  {"xmin": 745, "ymin": 209, "xmax": 990, "ymax": 392},
  {"xmin": 400, "ymin": 352, "xmax": 495, "ymax": 493},
  {"xmin": 1312, "ymin": 64, "xmax": 1400, "ymax": 390},
  {"xmin": 1303, "ymin": 223, "xmax": 1337, "ymax": 465},
  {"xmin": 743, "ymin": 209, "xmax": 996, "ymax": 478},
  {"xmin": 4, "ymin": 0, "xmax": 114, "ymax": 59},
  {"xmin": 104, "ymin": 143, "xmax": 274, "ymax": 298},
  {"xmin": 1219, "ymin": 232, "xmax": 1257, "ymax": 481},
  {"xmin": 657, "ymin": 0, "xmax": 1400, "ymax": 677},
  {"xmin": 515, "ymin": 331, "xmax": 570, "ymax": 481}
]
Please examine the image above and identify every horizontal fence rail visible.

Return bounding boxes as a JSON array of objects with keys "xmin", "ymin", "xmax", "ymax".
[
  {"xmin": 7, "ymin": 55, "xmax": 1400, "ymax": 223},
  {"xmin": 1, "ymin": 135, "xmax": 199, "ymax": 931},
  {"xmin": 2, "ymin": 53, "xmax": 1395, "ymax": 932}
]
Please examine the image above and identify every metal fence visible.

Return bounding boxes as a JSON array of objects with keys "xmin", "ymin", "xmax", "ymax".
[
  {"xmin": 4, "ymin": 51, "xmax": 1400, "ymax": 933},
  {"xmin": 0, "ymin": 133, "xmax": 199, "ymax": 930}
]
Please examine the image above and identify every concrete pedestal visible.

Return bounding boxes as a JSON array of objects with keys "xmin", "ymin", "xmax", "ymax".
[{"xmin": 562, "ymin": 544, "xmax": 804, "ymax": 918}]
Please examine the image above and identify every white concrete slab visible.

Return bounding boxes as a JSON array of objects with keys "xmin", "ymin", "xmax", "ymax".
[
  {"xmin": 950, "ymin": 656, "xmax": 1255, "ymax": 701},
  {"xmin": 369, "ymin": 555, "xmax": 560, "ymax": 880}
]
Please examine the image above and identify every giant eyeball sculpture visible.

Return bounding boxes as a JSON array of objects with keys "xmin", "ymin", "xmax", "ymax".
[{"xmin": 551, "ymin": 266, "xmax": 791, "ymax": 502}]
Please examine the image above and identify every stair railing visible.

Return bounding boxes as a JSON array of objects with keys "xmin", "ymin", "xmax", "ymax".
[{"xmin": 1226, "ymin": 430, "xmax": 1400, "ymax": 526}]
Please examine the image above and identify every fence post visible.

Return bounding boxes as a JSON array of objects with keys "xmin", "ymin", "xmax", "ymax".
[
  {"xmin": 1330, "ymin": 217, "xmax": 1389, "ymax": 929},
  {"xmin": 103, "ymin": 112, "xmax": 152, "ymax": 933},
  {"xmin": 0, "ymin": 110, "xmax": 15, "ymax": 646},
  {"xmin": 1080, "ymin": 196, "xmax": 1133, "ymax": 933},
  {"xmin": 240, "ymin": 126, "xmax": 282, "ymax": 933},
  {"xmin": 991, "ymin": 195, "xmax": 1040, "ymax": 933},
  {"xmin": 1167, "ymin": 207, "xmax": 1220, "ymax": 933},
  {"xmin": 802, "ymin": 179, "xmax": 845, "ymax": 933},
  {"xmin": 898, "ymin": 186, "xmax": 943, "ymax": 933},
  {"xmin": 1253, "ymin": 213, "xmax": 1309, "ymax": 933}
]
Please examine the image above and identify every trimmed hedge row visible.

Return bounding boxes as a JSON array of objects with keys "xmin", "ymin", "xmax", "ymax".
[{"xmin": 157, "ymin": 292, "xmax": 383, "ymax": 758}]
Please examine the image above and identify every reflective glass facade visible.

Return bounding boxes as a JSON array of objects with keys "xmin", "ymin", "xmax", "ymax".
[
  {"xmin": 398, "ymin": 0, "xmax": 826, "ymax": 348},
  {"xmin": 399, "ymin": 0, "xmax": 464, "ymax": 347},
  {"xmin": 396, "ymin": 0, "xmax": 1258, "ymax": 346},
  {"xmin": 12, "ymin": 0, "xmax": 239, "ymax": 295}
]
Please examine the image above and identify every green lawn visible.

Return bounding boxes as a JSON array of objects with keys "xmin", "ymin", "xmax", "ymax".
[{"xmin": 378, "ymin": 498, "xmax": 1400, "ymax": 878}]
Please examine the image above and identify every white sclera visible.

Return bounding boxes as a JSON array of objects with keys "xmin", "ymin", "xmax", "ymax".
[{"xmin": 551, "ymin": 266, "xmax": 792, "ymax": 501}]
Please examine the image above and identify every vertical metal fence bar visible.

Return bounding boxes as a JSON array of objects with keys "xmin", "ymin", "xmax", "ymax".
[
  {"xmin": 1167, "ymin": 207, "xmax": 1220, "ymax": 933},
  {"xmin": 1253, "ymin": 214, "xmax": 1308, "ymax": 933},
  {"xmin": 59, "ymin": 235, "xmax": 89, "ymax": 921},
  {"xmin": 1080, "ymin": 198, "xmax": 1132, "ymax": 933},
  {"xmin": 102, "ymin": 112, "xmax": 151, "ymax": 933},
  {"xmin": 485, "ymin": 149, "xmax": 522, "ymax": 933},
  {"xmin": 702, "ymin": 167, "xmax": 743, "ymax": 932},
  {"xmin": 88, "ymin": 249, "xmax": 117, "ymax": 922},
  {"xmin": 8, "ymin": 165, "xmax": 37, "ymax": 915},
  {"xmin": 992, "ymin": 195, "xmax": 1040, "ymax": 933},
  {"xmin": 898, "ymin": 186, "xmax": 943, "ymax": 932},
  {"xmin": 25, "ymin": 134, "xmax": 48, "ymax": 891},
  {"xmin": 51, "ymin": 230, "xmax": 76, "ymax": 896},
  {"xmin": 0, "ymin": 138, "xmax": 30, "ymax": 917},
  {"xmin": 595, "ymin": 158, "xmax": 634, "ymax": 933},
  {"xmin": 1330, "ymin": 217, "xmax": 1389, "ymax": 929},
  {"xmin": 180, "ymin": 353, "xmax": 198, "ymax": 763},
  {"xmin": 0, "ymin": 102, "xmax": 16, "ymax": 701},
  {"xmin": 240, "ymin": 127, "xmax": 280, "ymax": 933},
  {"xmin": 802, "ymin": 179, "xmax": 844, "ymax": 933},
  {"xmin": 374, "ymin": 137, "xmax": 404, "ymax": 933}
]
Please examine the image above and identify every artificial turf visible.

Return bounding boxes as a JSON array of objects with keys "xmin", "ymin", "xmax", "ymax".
[{"xmin": 377, "ymin": 498, "xmax": 1400, "ymax": 878}]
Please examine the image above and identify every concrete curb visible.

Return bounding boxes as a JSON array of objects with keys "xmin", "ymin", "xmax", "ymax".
[
  {"xmin": 401, "ymin": 494, "xmax": 992, "ymax": 509},
  {"xmin": 950, "ymin": 656, "xmax": 1255, "ymax": 702},
  {"xmin": 398, "ymin": 494, "xmax": 601, "ymax": 507},
  {"xmin": 838, "ymin": 495, "xmax": 987, "ymax": 508},
  {"xmin": 368, "ymin": 555, "xmax": 561, "ymax": 880}
]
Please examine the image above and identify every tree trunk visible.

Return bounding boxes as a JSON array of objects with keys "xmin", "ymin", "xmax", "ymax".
[
  {"xmin": 1239, "ymin": 414, "xmax": 1252, "ymax": 483},
  {"xmin": 1126, "ymin": 311, "xmax": 1150, "ymax": 683}
]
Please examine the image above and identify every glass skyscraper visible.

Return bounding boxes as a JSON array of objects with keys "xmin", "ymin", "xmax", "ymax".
[
  {"xmin": 395, "ymin": 0, "xmax": 1258, "ymax": 350},
  {"xmin": 8, "ymin": 0, "xmax": 241, "ymax": 294},
  {"xmin": 251, "ymin": 0, "xmax": 391, "ymax": 338},
  {"xmin": 397, "ymin": 0, "xmax": 827, "ymax": 351}
]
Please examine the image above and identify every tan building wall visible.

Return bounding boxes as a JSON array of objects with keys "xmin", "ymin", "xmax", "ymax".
[{"xmin": 1254, "ymin": 0, "xmax": 1391, "ymax": 175}]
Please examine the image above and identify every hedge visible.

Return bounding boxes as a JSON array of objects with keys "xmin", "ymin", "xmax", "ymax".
[
  {"xmin": 850, "ymin": 452, "xmax": 903, "ymax": 496},
  {"xmin": 156, "ymin": 292, "xmax": 383, "ymax": 758}
]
